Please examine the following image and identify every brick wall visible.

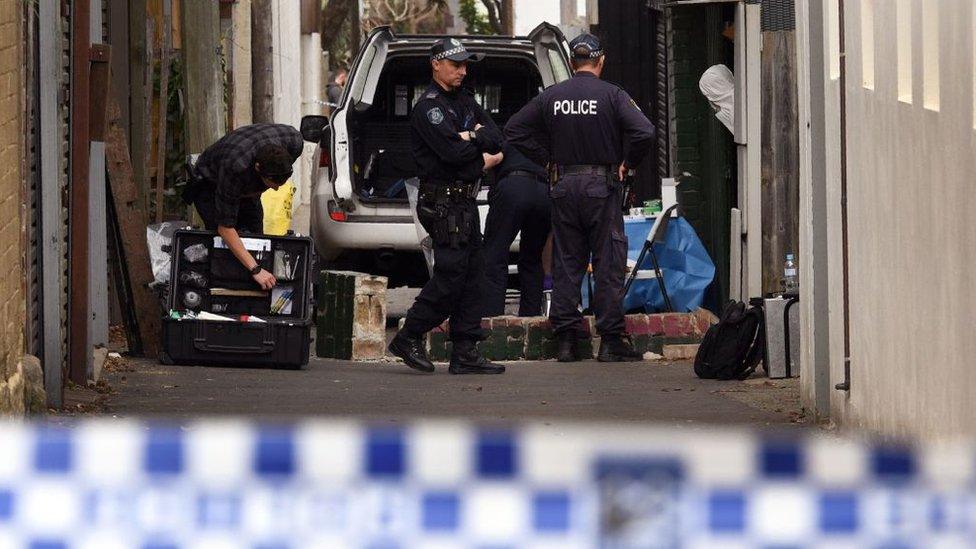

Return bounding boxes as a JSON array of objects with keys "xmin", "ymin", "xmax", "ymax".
[
  {"xmin": 418, "ymin": 310, "xmax": 717, "ymax": 362},
  {"xmin": 0, "ymin": 1, "xmax": 28, "ymax": 412}
]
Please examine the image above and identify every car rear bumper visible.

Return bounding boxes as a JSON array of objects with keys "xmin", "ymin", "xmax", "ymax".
[
  {"xmin": 311, "ymin": 181, "xmax": 522, "ymax": 258},
  {"xmin": 311, "ymin": 194, "xmax": 422, "ymax": 257}
]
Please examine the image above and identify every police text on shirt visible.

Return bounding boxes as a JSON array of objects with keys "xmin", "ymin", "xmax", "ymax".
[{"xmin": 553, "ymin": 99, "xmax": 598, "ymax": 116}]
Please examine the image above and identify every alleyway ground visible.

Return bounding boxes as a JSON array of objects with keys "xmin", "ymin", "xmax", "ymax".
[
  {"xmin": 93, "ymin": 356, "xmax": 804, "ymax": 426},
  {"xmin": 63, "ymin": 290, "xmax": 804, "ymax": 425}
]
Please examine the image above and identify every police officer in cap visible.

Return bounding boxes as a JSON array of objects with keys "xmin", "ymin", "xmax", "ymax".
[
  {"xmin": 506, "ymin": 33, "xmax": 656, "ymax": 362},
  {"xmin": 387, "ymin": 38, "xmax": 507, "ymax": 375}
]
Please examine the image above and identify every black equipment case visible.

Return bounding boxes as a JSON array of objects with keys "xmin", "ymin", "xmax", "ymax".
[{"xmin": 160, "ymin": 229, "xmax": 314, "ymax": 369}]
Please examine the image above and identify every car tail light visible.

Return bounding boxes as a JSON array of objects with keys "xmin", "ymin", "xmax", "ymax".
[
  {"xmin": 327, "ymin": 200, "xmax": 347, "ymax": 222},
  {"xmin": 319, "ymin": 148, "xmax": 331, "ymax": 168}
]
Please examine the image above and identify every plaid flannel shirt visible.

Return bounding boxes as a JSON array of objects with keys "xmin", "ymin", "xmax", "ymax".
[{"xmin": 194, "ymin": 124, "xmax": 304, "ymax": 228}]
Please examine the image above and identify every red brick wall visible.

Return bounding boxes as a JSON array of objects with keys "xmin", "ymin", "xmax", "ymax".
[{"xmin": 0, "ymin": 1, "xmax": 26, "ymax": 411}]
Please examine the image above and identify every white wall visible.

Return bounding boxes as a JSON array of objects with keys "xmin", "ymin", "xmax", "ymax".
[
  {"xmin": 801, "ymin": 0, "xmax": 976, "ymax": 438},
  {"xmin": 272, "ymin": 0, "xmax": 316, "ymax": 235},
  {"xmin": 796, "ymin": 0, "xmax": 845, "ymax": 423}
]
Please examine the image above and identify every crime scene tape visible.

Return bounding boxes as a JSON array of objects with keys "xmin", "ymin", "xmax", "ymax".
[{"xmin": 0, "ymin": 420, "xmax": 974, "ymax": 548}]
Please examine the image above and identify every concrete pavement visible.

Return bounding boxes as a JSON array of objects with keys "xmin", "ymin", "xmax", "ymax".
[{"xmin": 101, "ymin": 356, "xmax": 804, "ymax": 426}]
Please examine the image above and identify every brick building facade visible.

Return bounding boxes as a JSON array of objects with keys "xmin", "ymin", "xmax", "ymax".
[{"xmin": 0, "ymin": 2, "xmax": 43, "ymax": 414}]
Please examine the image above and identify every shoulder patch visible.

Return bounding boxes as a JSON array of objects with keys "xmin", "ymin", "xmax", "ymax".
[{"xmin": 427, "ymin": 107, "xmax": 445, "ymax": 125}]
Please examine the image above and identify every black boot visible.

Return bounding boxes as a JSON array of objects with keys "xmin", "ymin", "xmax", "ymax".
[
  {"xmin": 597, "ymin": 335, "xmax": 643, "ymax": 362},
  {"xmin": 556, "ymin": 332, "xmax": 579, "ymax": 363},
  {"xmin": 448, "ymin": 340, "xmax": 505, "ymax": 375},
  {"xmin": 388, "ymin": 331, "xmax": 435, "ymax": 373}
]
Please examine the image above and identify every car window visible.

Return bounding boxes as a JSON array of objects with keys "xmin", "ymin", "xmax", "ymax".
[
  {"xmin": 412, "ymin": 84, "xmax": 426, "ymax": 107},
  {"xmin": 473, "ymin": 85, "xmax": 501, "ymax": 114},
  {"xmin": 349, "ymin": 44, "xmax": 379, "ymax": 100},
  {"xmin": 548, "ymin": 47, "xmax": 571, "ymax": 83}
]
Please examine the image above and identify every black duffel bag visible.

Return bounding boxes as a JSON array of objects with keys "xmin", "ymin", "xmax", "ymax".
[{"xmin": 694, "ymin": 299, "xmax": 766, "ymax": 380}]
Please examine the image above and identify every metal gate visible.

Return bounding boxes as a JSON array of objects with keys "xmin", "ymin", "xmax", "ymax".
[
  {"xmin": 31, "ymin": 0, "xmax": 73, "ymax": 407},
  {"xmin": 24, "ymin": 1, "xmax": 42, "ymax": 359}
]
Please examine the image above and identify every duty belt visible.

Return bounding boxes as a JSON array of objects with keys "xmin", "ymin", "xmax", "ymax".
[
  {"xmin": 506, "ymin": 169, "xmax": 549, "ymax": 183},
  {"xmin": 557, "ymin": 164, "xmax": 613, "ymax": 177},
  {"xmin": 419, "ymin": 180, "xmax": 480, "ymax": 200}
]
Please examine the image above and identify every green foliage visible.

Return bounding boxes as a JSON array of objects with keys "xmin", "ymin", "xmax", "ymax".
[
  {"xmin": 159, "ymin": 56, "xmax": 187, "ymax": 221},
  {"xmin": 459, "ymin": 0, "xmax": 494, "ymax": 35},
  {"xmin": 324, "ymin": 0, "xmax": 356, "ymax": 70}
]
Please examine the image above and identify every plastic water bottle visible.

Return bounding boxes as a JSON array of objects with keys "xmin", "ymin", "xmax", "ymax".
[{"xmin": 783, "ymin": 253, "xmax": 798, "ymax": 294}]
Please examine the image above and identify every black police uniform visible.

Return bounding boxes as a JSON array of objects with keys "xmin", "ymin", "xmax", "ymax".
[
  {"xmin": 480, "ymin": 144, "xmax": 551, "ymax": 317},
  {"xmin": 506, "ymin": 34, "xmax": 655, "ymax": 360},
  {"xmin": 389, "ymin": 38, "xmax": 506, "ymax": 374}
]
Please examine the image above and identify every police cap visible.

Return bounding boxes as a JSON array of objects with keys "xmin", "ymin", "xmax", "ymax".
[
  {"xmin": 569, "ymin": 33, "xmax": 604, "ymax": 60},
  {"xmin": 430, "ymin": 38, "xmax": 485, "ymax": 62}
]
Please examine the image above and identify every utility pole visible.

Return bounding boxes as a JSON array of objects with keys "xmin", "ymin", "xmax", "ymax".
[
  {"xmin": 502, "ymin": 0, "xmax": 514, "ymax": 35},
  {"xmin": 559, "ymin": 0, "xmax": 577, "ymax": 27},
  {"xmin": 128, "ymin": 0, "xmax": 148, "ymax": 211},
  {"xmin": 69, "ymin": 0, "xmax": 91, "ymax": 387},
  {"xmin": 230, "ymin": 0, "xmax": 254, "ymax": 129},
  {"xmin": 349, "ymin": 0, "xmax": 361, "ymax": 54},
  {"xmin": 181, "ymin": 0, "xmax": 226, "ymax": 153},
  {"xmin": 252, "ymin": 0, "xmax": 274, "ymax": 123}
]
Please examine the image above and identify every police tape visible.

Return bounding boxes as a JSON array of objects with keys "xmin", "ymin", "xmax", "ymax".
[{"xmin": 0, "ymin": 420, "xmax": 974, "ymax": 548}]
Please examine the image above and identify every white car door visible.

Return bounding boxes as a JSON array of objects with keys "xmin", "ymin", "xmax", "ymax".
[
  {"xmin": 329, "ymin": 27, "xmax": 394, "ymax": 200},
  {"xmin": 528, "ymin": 23, "xmax": 572, "ymax": 86}
]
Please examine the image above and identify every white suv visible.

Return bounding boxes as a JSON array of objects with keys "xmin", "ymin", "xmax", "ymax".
[{"xmin": 299, "ymin": 24, "xmax": 571, "ymax": 278}]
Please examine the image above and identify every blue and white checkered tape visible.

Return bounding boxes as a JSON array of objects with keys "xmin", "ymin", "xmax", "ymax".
[{"xmin": 0, "ymin": 420, "xmax": 974, "ymax": 548}]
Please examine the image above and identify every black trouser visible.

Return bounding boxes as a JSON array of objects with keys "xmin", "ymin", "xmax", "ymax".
[
  {"xmin": 402, "ymin": 185, "xmax": 485, "ymax": 341},
  {"xmin": 481, "ymin": 174, "xmax": 551, "ymax": 317},
  {"xmin": 187, "ymin": 183, "xmax": 264, "ymax": 234},
  {"xmin": 549, "ymin": 172, "xmax": 627, "ymax": 337}
]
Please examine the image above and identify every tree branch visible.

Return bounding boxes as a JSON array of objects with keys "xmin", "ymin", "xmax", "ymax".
[
  {"xmin": 480, "ymin": 0, "xmax": 502, "ymax": 35},
  {"xmin": 321, "ymin": 0, "xmax": 355, "ymax": 51}
]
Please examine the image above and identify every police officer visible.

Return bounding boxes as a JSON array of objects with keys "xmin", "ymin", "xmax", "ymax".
[
  {"xmin": 480, "ymin": 143, "xmax": 551, "ymax": 317},
  {"xmin": 506, "ymin": 33, "xmax": 656, "ymax": 362},
  {"xmin": 387, "ymin": 38, "xmax": 507, "ymax": 375}
]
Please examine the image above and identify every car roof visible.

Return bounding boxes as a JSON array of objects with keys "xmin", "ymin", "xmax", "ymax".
[{"xmin": 386, "ymin": 32, "xmax": 537, "ymax": 54}]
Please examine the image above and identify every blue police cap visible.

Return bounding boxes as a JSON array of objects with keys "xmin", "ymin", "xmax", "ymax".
[
  {"xmin": 430, "ymin": 38, "xmax": 485, "ymax": 62},
  {"xmin": 569, "ymin": 33, "xmax": 604, "ymax": 59}
]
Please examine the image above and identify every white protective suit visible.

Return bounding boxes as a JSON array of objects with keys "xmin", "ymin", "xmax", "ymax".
[{"xmin": 699, "ymin": 64, "xmax": 735, "ymax": 134}]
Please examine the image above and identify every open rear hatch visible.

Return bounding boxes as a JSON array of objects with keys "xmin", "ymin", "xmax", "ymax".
[
  {"xmin": 331, "ymin": 25, "xmax": 570, "ymax": 203},
  {"xmin": 330, "ymin": 27, "xmax": 394, "ymax": 201},
  {"xmin": 528, "ymin": 22, "xmax": 572, "ymax": 86}
]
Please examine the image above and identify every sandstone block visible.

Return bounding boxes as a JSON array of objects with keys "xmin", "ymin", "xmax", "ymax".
[
  {"xmin": 317, "ymin": 271, "xmax": 388, "ymax": 360},
  {"xmin": 351, "ymin": 338, "xmax": 385, "ymax": 361},
  {"xmin": 663, "ymin": 344, "xmax": 700, "ymax": 361}
]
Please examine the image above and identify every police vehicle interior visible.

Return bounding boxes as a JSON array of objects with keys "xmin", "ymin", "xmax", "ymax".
[
  {"xmin": 348, "ymin": 55, "xmax": 544, "ymax": 203},
  {"xmin": 306, "ymin": 24, "xmax": 571, "ymax": 284}
]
